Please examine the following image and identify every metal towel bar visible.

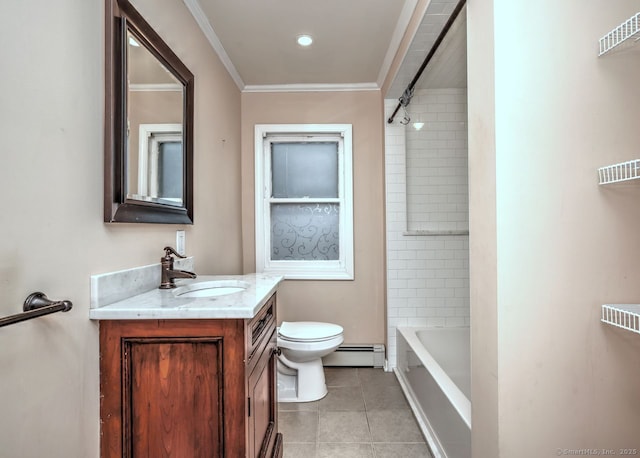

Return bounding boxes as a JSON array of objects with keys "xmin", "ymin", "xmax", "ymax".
[{"xmin": 0, "ymin": 292, "xmax": 73, "ymax": 328}]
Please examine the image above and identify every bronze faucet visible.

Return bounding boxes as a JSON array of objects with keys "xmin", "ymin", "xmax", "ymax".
[{"xmin": 159, "ymin": 246, "xmax": 197, "ymax": 289}]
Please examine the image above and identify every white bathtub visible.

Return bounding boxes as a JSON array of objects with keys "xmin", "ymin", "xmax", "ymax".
[{"xmin": 395, "ymin": 327, "xmax": 471, "ymax": 458}]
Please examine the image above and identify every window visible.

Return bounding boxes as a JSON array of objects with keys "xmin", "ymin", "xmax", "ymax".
[
  {"xmin": 135, "ymin": 123, "xmax": 183, "ymax": 205},
  {"xmin": 255, "ymin": 124, "xmax": 354, "ymax": 280}
]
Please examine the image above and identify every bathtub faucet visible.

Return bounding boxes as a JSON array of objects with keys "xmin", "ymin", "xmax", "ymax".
[{"xmin": 159, "ymin": 246, "xmax": 197, "ymax": 289}]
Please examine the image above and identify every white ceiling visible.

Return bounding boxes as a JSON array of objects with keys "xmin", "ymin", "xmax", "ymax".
[
  {"xmin": 387, "ymin": 4, "xmax": 467, "ymax": 99},
  {"xmin": 183, "ymin": 0, "xmax": 467, "ymax": 94}
]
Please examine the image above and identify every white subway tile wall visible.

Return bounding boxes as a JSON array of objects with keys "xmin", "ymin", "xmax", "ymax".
[
  {"xmin": 384, "ymin": 90, "xmax": 470, "ymax": 368},
  {"xmin": 407, "ymin": 89, "xmax": 469, "ymax": 232}
]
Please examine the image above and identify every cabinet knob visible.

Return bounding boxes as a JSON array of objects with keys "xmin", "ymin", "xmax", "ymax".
[{"xmin": 273, "ymin": 347, "xmax": 282, "ymax": 357}]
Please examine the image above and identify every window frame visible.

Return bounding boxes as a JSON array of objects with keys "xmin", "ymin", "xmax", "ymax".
[
  {"xmin": 136, "ymin": 123, "xmax": 183, "ymax": 203},
  {"xmin": 255, "ymin": 124, "xmax": 354, "ymax": 280}
]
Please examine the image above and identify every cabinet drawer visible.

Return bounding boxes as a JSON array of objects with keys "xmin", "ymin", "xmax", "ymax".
[{"xmin": 247, "ymin": 294, "xmax": 276, "ymax": 366}]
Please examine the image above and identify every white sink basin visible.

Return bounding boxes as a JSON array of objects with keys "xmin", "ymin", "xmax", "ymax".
[{"xmin": 173, "ymin": 280, "xmax": 250, "ymax": 299}]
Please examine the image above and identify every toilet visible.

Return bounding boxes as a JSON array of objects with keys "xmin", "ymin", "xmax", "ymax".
[{"xmin": 277, "ymin": 321, "xmax": 344, "ymax": 403}]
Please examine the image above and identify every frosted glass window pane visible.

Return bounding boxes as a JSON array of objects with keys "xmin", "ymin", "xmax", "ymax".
[
  {"xmin": 270, "ymin": 203, "xmax": 339, "ymax": 260},
  {"xmin": 158, "ymin": 141, "xmax": 183, "ymax": 200},
  {"xmin": 271, "ymin": 142, "xmax": 338, "ymax": 198}
]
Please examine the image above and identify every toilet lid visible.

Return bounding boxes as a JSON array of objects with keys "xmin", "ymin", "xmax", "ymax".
[{"xmin": 278, "ymin": 321, "xmax": 343, "ymax": 342}]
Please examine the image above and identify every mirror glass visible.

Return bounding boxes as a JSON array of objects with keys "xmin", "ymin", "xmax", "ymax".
[
  {"xmin": 126, "ymin": 29, "xmax": 184, "ymax": 207},
  {"xmin": 105, "ymin": 0, "xmax": 194, "ymax": 224}
]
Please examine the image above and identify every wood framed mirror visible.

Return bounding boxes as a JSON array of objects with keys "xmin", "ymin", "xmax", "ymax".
[{"xmin": 105, "ymin": 0, "xmax": 194, "ymax": 224}]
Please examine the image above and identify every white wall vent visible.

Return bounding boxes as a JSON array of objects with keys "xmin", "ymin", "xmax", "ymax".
[{"xmin": 322, "ymin": 344, "xmax": 385, "ymax": 367}]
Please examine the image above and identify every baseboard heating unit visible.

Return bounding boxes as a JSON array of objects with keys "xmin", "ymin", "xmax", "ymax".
[{"xmin": 322, "ymin": 344, "xmax": 385, "ymax": 367}]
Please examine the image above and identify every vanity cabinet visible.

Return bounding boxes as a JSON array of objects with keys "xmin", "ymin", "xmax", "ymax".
[{"xmin": 99, "ymin": 294, "xmax": 282, "ymax": 458}]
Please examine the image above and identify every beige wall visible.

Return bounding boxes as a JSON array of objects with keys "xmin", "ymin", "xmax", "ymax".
[
  {"xmin": 132, "ymin": 0, "xmax": 244, "ymax": 275},
  {"xmin": 469, "ymin": 0, "xmax": 640, "ymax": 456},
  {"xmin": 241, "ymin": 91, "xmax": 386, "ymax": 344},
  {"xmin": 0, "ymin": 0, "xmax": 241, "ymax": 456}
]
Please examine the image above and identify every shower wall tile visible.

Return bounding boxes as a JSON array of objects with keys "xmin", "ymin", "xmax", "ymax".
[
  {"xmin": 384, "ymin": 92, "xmax": 470, "ymax": 369},
  {"xmin": 407, "ymin": 89, "xmax": 469, "ymax": 232}
]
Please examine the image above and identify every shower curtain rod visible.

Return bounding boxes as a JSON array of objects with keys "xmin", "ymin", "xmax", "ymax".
[{"xmin": 387, "ymin": 0, "xmax": 467, "ymax": 124}]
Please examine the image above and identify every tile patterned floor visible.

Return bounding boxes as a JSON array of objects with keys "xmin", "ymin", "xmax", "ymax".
[{"xmin": 279, "ymin": 367, "xmax": 433, "ymax": 458}]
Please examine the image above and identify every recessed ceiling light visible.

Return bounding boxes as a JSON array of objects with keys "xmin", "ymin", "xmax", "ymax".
[{"xmin": 297, "ymin": 35, "xmax": 313, "ymax": 47}]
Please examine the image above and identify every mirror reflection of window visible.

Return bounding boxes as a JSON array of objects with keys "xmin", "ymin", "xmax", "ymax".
[
  {"xmin": 158, "ymin": 140, "xmax": 183, "ymax": 201},
  {"xmin": 137, "ymin": 124, "xmax": 183, "ymax": 206},
  {"xmin": 126, "ymin": 28, "xmax": 184, "ymax": 205}
]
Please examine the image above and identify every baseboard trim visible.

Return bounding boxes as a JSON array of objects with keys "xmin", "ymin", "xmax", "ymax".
[{"xmin": 322, "ymin": 344, "xmax": 385, "ymax": 367}]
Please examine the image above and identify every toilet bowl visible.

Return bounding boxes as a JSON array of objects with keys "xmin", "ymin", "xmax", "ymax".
[{"xmin": 277, "ymin": 321, "xmax": 344, "ymax": 403}]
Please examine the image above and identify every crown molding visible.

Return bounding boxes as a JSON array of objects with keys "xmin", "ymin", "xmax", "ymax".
[
  {"xmin": 242, "ymin": 82, "xmax": 380, "ymax": 93},
  {"xmin": 182, "ymin": 0, "xmax": 245, "ymax": 90}
]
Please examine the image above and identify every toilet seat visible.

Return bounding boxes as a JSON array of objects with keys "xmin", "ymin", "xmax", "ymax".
[
  {"xmin": 277, "ymin": 334, "xmax": 344, "ymax": 353},
  {"xmin": 278, "ymin": 321, "xmax": 343, "ymax": 342}
]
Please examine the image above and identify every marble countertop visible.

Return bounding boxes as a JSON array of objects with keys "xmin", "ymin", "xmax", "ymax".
[{"xmin": 89, "ymin": 273, "xmax": 283, "ymax": 320}]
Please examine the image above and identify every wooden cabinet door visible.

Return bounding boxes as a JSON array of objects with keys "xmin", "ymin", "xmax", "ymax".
[
  {"xmin": 100, "ymin": 318, "xmax": 246, "ymax": 458},
  {"xmin": 247, "ymin": 330, "xmax": 278, "ymax": 458},
  {"xmin": 124, "ymin": 337, "xmax": 224, "ymax": 458}
]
